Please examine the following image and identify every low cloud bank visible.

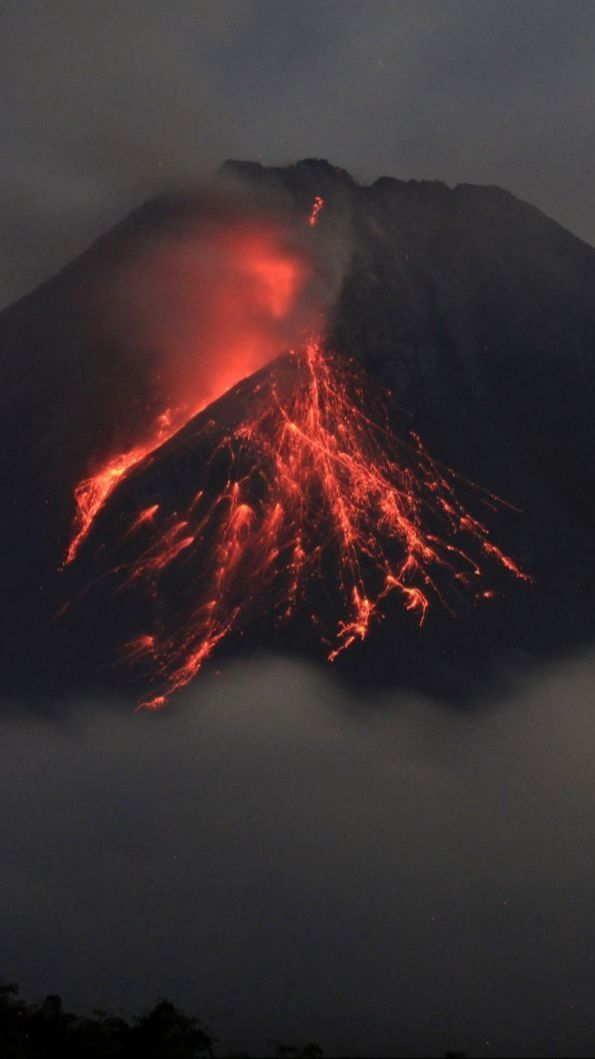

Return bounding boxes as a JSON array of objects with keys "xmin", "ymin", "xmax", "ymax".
[{"xmin": 2, "ymin": 653, "xmax": 595, "ymax": 1056}]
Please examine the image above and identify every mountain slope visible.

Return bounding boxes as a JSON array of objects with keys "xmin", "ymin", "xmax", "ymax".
[{"xmin": 2, "ymin": 159, "xmax": 595, "ymax": 701}]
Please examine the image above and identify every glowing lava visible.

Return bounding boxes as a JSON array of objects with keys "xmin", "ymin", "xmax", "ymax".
[
  {"xmin": 309, "ymin": 196, "xmax": 325, "ymax": 227},
  {"xmin": 63, "ymin": 195, "xmax": 530, "ymax": 707},
  {"xmin": 66, "ymin": 337, "xmax": 530, "ymax": 709},
  {"xmin": 64, "ymin": 222, "xmax": 311, "ymax": 564},
  {"xmin": 65, "ymin": 412, "xmax": 178, "ymax": 565}
]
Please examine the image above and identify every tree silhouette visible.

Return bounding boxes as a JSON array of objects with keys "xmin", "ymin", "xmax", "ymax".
[
  {"xmin": 129, "ymin": 999, "xmax": 214, "ymax": 1058},
  {"xmin": 0, "ymin": 984, "xmax": 214, "ymax": 1059},
  {"xmin": 0, "ymin": 980, "xmax": 471, "ymax": 1057}
]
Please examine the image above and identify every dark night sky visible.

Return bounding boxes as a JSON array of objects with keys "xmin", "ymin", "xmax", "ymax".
[
  {"xmin": 2, "ymin": 0, "xmax": 595, "ymax": 308},
  {"xmin": 3, "ymin": 3, "xmax": 595, "ymax": 1056}
]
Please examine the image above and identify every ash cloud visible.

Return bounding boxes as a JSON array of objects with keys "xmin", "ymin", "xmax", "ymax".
[
  {"xmin": 0, "ymin": 173, "xmax": 351, "ymax": 580},
  {"xmin": 99, "ymin": 178, "xmax": 348, "ymax": 442}
]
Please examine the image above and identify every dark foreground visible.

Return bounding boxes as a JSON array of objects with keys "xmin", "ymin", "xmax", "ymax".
[{"xmin": 0, "ymin": 981, "xmax": 472, "ymax": 1058}]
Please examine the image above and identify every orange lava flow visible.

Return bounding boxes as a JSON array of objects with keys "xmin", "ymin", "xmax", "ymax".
[
  {"xmin": 74, "ymin": 337, "xmax": 529, "ymax": 709},
  {"xmin": 64, "ymin": 223, "xmax": 311, "ymax": 565},
  {"xmin": 64, "ymin": 408, "xmax": 182, "ymax": 565},
  {"xmin": 64, "ymin": 199, "xmax": 530, "ymax": 708},
  {"xmin": 308, "ymin": 196, "xmax": 325, "ymax": 227}
]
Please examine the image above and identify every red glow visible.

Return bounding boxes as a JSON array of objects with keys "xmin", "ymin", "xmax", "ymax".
[
  {"xmin": 308, "ymin": 196, "xmax": 325, "ymax": 227},
  {"xmin": 65, "ymin": 220, "xmax": 312, "ymax": 563},
  {"xmin": 69, "ymin": 337, "xmax": 529, "ymax": 709},
  {"xmin": 64, "ymin": 196, "xmax": 530, "ymax": 707},
  {"xmin": 65, "ymin": 429, "xmax": 172, "ymax": 565}
]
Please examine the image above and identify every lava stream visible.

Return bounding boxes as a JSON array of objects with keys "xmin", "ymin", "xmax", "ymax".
[
  {"xmin": 308, "ymin": 196, "xmax": 325, "ymax": 227},
  {"xmin": 64, "ymin": 215, "xmax": 313, "ymax": 565},
  {"xmin": 64, "ymin": 407, "xmax": 186, "ymax": 565},
  {"xmin": 65, "ymin": 337, "xmax": 530, "ymax": 709}
]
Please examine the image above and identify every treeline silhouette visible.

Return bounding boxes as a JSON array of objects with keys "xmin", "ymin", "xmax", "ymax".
[
  {"xmin": 0, "ymin": 981, "xmax": 324, "ymax": 1059},
  {"xmin": 0, "ymin": 981, "xmax": 468, "ymax": 1058}
]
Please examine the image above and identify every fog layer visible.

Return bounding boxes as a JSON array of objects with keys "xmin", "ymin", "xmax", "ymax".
[{"xmin": 3, "ymin": 655, "xmax": 595, "ymax": 1057}]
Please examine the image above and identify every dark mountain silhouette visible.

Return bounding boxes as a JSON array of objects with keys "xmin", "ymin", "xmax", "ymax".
[{"xmin": 2, "ymin": 159, "xmax": 595, "ymax": 703}]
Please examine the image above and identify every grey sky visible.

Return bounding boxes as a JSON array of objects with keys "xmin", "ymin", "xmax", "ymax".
[{"xmin": 2, "ymin": 0, "xmax": 595, "ymax": 307}]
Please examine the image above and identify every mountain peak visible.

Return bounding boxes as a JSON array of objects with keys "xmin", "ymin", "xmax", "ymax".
[{"xmin": 3, "ymin": 159, "xmax": 595, "ymax": 699}]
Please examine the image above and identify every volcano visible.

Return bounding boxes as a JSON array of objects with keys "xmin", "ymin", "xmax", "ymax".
[{"xmin": 2, "ymin": 159, "xmax": 595, "ymax": 704}]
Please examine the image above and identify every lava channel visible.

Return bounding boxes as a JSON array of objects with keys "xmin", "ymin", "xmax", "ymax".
[{"xmin": 62, "ymin": 337, "xmax": 530, "ymax": 709}]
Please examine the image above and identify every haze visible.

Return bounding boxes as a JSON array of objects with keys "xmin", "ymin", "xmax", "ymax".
[{"xmin": 2, "ymin": 1, "xmax": 595, "ymax": 308}]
